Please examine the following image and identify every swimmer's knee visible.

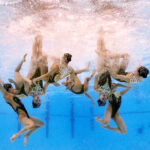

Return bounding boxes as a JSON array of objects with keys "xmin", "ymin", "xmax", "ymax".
[{"xmin": 38, "ymin": 120, "xmax": 44, "ymax": 127}]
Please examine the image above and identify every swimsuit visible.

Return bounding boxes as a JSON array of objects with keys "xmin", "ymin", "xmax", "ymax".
[
  {"xmin": 7, "ymin": 96, "xmax": 30, "ymax": 118},
  {"xmin": 70, "ymin": 84, "xmax": 84, "ymax": 94},
  {"xmin": 97, "ymin": 71, "xmax": 112, "ymax": 95},
  {"xmin": 109, "ymin": 93, "xmax": 121, "ymax": 118},
  {"xmin": 17, "ymin": 85, "xmax": 28, "ymax": 96},
  {"xmin": 29, "ymin": 68, "xmax": 44, "ymax": 96}
]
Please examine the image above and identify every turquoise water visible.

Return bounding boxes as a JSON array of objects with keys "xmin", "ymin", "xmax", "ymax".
[
  {"xmin": 0, "ymin": 78, "xmax": 150, "ymax": 150},
  {"xmin": 0, "ymin": 0, "xmax": 150, "ymax": 150}
]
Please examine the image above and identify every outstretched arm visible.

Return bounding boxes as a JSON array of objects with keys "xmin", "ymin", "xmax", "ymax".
[
  {"xmin": 43, "ymin": 81, "xmax": 49, "ymax": 94},
  {"xmin": 84, "ymin": 92, "xmax": 95, "ymax": 107},
  {"xmin": 75, "ymin": 62, "xmax": 90, "ymax": 74},
  {"xmin": 33, "ymin": 65, "xmax": 59, "ymax": 83},
  {"xmin": 112, "ymin": 83, "xmax": 128, "ymax": 91},
  {"xmin": 0, "ymin": 79, "xmax": 8, "ymax": 97},
  {"xmin": 106, "ymin": 65, "xmax": 130, "ymax": 83},
  {"xmin": 117, "ymin": 86, "xmax": 136, "ymax": 97},
  {"xmin": 94, "ymin": 74, "xmax": 100, "ymax": 92}
]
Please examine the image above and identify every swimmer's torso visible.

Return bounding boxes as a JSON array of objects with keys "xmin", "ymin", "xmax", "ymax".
[
  {"xmin": 108, "ymin": 92, "xmax": 121, "ymax": 118},
  {"xmin": 48, "ymin": 64, "xmax": 73, "ymax": 83},
  {"xmin": 6, "ymin": 94, "xmax": 30, "ymax": 118},
  {"xmin": 67, "ymin": 75, "xmax": 84, "ymax": 94},
  {"xmin": 96, "ymin": 72, "xmax": 112, "ymax": 95}
]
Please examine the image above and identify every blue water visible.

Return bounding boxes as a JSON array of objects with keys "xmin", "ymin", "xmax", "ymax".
[
  {"xmin": 0, "ymin": 0, "xmax": 150, "ymax": 150},
  {"xmin": 0, "ymin": 77, "xmax": 150, "ymax": 150}
]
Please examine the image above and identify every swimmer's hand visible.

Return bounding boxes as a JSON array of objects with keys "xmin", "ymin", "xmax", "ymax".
[
  {"xmin": 22, "ymin": 53, "xmax": 27, "ymax": 62},
  {"xmin": 62, "ymin": 81, "xmax": 67, "ymax": 86},
  {"xmin": 32, "ymin": 79, "xmax": 37, "ymax": 85},
  {"xmin": 24, "ymin": 78, "xmax": 32, "ymax": 86},
  {"xmin": 129, "ymin": 86, "xmax": 137, "ymax": 89}
]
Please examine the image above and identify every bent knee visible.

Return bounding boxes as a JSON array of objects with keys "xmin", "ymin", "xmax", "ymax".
[
  {"xmin": 28, "ymin": 122, "xmax": 35, "ymax": 129},
  {"xmin": 120, "ymin": 128, "xmax": 127, "ymax": 134},
  {"xmin": 39, "ymin": 121, "xmax": 44, "ymax": 127}
]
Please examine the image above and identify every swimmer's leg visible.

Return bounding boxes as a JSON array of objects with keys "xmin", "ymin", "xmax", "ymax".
[
  {"xmin": 36, "ymin": 35, "xmax": 43, "ymax": 57},
  {"xmin": 39, "ymin": 55, "xmax": 48, "ymax": 75},
  {"xmin": 15, "ymin": 54, "xmax": 27, "ymax": 72},
  {"xmin": 75, "ymin": 62, "xmax": 91, "ymax": 74},
  {"xmin": 10, "ymin": 116, "xmax": 35, "ymax": 143},
  {"xmin": 84, "ymin": 92, "xmax": 95, "ymax": 107},
  {"xmin": 14, "ymin": 54, "xmax": 27, "ymax": 86},
  {"xmin": 31, "ymin": 35, "xmax": 40, "ymax": 59},
  {"xmin": 118, "ymin": 54, "xmax": 129, "ymax": 74},
  {"xmin": 101, "ymin": 112, "xmax": 126, "ymax": 134},
  {"xmin": 83, "ymin": 69, "xmax": 96, "ymax": 91},
  {"xmin": 83, "ymin": 69, "xmax": 96, "ymax": 107},
  {"xmin": 24, "ymin": 117, "xmax": 44, "ymax": 146},
  {"xmin": 27, "ymin": 36, "xmax": 42, "ymax": 79},
  {"xmin": 96, "ymin": 103, "xmax": 112, "ymax": 125}
]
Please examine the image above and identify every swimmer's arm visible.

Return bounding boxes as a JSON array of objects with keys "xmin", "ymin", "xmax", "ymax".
[
  {"xmin": 33, "ymin": 66, "xmax": 59, "ymax": 82},
  {"xmin": 8, "ymin": 78, "xmax": 19, "ymax": 90},
  {"xmin": 84, "ymin": 92, "xmax": 95, "ymax": 107},
  {"xmin": 0, "ymin": 81, "xmax": 8, "ymax": 97},
  {"xmin": 94, "ymin": 74, "xmax": 100, "ymax": 92},
  {"xmin": 0, "ymin": 79, "xmax": 14, "ymax": 101},
  {"xmin": 33, "ymin": 73, "xmax": 50, "ymax": 83},
  {"xmin": 107, "ymin": 67, "xmax": 130, "ymax": 83},
  {"xmin": 43, "ymin": 82, "xmax": 49, "ymax": 93},
  {"xmin": 75, "ymin": 62, "xmax": 90, "ymax": 74},
  {"xmin": 117, "ymin": 86, "xmax": 136, "ymax": 97},
  {"xmin": 113, "ymin": 83, "xmax": 128, "ymax": 90},
  {"xmin": 111, "ymin": 73, "xmax": 130, "ymax": 83}
]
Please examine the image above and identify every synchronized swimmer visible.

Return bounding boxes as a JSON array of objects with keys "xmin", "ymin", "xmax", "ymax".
[{"xmin": 0, "ymin": 32, "xmax": 149, "ymax": 145}]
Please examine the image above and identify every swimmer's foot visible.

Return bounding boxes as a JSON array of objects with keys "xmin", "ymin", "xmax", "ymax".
[
  {"xmin": 10, "ymin": 134, "xmax": 17, "ymax": 142},
  {"xmin": 24, "ymin": 134, "xmax": 29, "ymax": 146},
  {"xmin": 100, "ymin": 124, "xmax": 110, "ymax": 129},
  {"xmin": 95, "ymin": 116, "xmax": 103, "ymax": 123},
  {"xmin": 95, "ymin": 117, "xmax": 108, "ymax": 126}
]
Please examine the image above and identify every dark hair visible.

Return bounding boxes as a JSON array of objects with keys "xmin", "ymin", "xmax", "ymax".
[
  {"xmin": 3, "ymin": 83, "xmax": 12, "ymax": 91},
  {"xmin": 97, "ymin": 98, "xmax": 106, "ymax": 106},
  {"xmin": 138, "ymin": 66, "xmax": 149, "ymax": 78},
  {"xmin": 32, "ymin": 98, "xmax": 41, "ymax": 108},
  {"xmin": 98, "ymin": 71, "xmax": 112, "ymax": 88},
  {"xmin": 64, "ymin": 53, "xmax": 72, "ymax": 63}
]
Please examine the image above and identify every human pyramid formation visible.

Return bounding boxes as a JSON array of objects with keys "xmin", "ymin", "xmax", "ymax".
[{"xmin": 0, "ymin": 34, "xmax": 149, "ymax": 145}]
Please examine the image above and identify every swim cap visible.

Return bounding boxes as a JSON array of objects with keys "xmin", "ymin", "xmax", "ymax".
[
  {"xmin": 3, "ymin": 83, "xmax": 12, "ymax": 91},
  {"xmin": 138, "ymin": 66, "xmax": 149, "ymax": 78}
]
